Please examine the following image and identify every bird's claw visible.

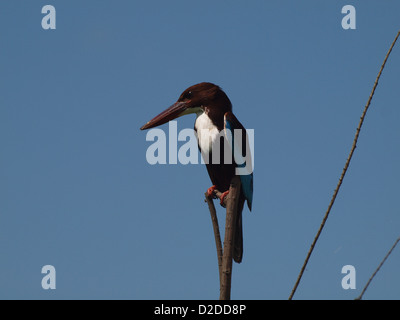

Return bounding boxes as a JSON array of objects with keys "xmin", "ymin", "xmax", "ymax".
[
  {"xmin": 220, "ymin": 190, "xmax": 229, "ymax": 206},
  {"xmin": 207, "ymin": 185, "xmax": 217, "ymax": 198}
]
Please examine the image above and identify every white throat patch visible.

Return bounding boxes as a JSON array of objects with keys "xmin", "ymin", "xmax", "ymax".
[{"xmin": 194, "ymin": 112, "xmax": 220, "ymax": 154}]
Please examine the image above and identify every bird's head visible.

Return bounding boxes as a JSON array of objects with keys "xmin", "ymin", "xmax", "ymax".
[{"xmin": 140, "ymin": 82, "xmax": 232, "ymax": 130}]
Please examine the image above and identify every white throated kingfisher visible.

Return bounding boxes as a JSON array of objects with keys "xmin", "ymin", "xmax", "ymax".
[{"xmin": 140, "ymin": 82, "xmax": 253, "ymax": 263}]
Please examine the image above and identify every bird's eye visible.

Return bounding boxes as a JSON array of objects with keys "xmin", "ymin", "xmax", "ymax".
[{"xmin": 184, "ymin": 91, "xmax": 192, "ymax": 99}]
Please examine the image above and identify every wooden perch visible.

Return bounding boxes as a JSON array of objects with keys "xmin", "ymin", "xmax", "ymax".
[
  {"xmin": 205, "ymin": 176, "xmax": 241, "ymax": 300},
  {"xmin": 204, "ymin": 193, "xmax": 223, "ymax": 288}
]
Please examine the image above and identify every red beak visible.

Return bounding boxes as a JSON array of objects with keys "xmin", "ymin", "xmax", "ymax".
[{"xmin": 140, "ymin": 101, "xmax": 189, "ymax": 130}]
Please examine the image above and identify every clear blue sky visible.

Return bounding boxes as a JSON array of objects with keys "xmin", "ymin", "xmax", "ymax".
[{"xmin": 1, "ymin": 1, "xmax": 399, "ymax": 300}]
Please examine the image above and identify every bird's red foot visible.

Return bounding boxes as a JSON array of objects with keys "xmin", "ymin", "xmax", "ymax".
[
  {"xmin": 207, "ymin": 185, "xmax": 217, "ymax": 198},
  {"xmin": 220, "ymin": 190, "xmax": 230, "ymax": 205}
]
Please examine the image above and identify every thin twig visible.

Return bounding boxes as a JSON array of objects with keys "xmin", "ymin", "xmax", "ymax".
[
  {"xmin": 355, "ymin": 236, "xmax": 400, "ymax": 300},
  {"xmin": 289, "ymin": 30, "xmax": 400, "ymax": 300},
  {"xmin": 205, "ymin": 192, "xmax": 223, "ymax": 288}
]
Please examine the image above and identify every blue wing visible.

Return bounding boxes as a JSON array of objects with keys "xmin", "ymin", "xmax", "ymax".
[{"xmin": 224, "ymin": 112, "xmax": 253, "ymax": 211}]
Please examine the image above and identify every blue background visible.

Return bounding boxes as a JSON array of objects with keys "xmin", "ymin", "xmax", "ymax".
[{"xmin": 0, "ymin": 1, "xmax": 399, "ymax": 299}]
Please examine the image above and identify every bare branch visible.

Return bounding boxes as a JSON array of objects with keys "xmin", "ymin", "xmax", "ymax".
[
  {"xmin": 205, "ymin": 177, "xmax": 241, "ymax": 300},
  {"xmin": 356, "ymin": 236, "xmax": 400, "ymax": 300},
  {"xmin": 205, "ymin": 192, "xmax": 223, "ymax": 288},
  {"xmin": 220, "ymin": 176, "xmax": 241, "ymax": 300},
  {"xmin": 289, "ymin": 30, "xmax": 400, "ymax": 300}
]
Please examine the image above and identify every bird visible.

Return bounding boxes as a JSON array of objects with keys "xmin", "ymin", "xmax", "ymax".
[{"xmin": 140, "ymin": 82, "xmax": 253, "ymax": 263}]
